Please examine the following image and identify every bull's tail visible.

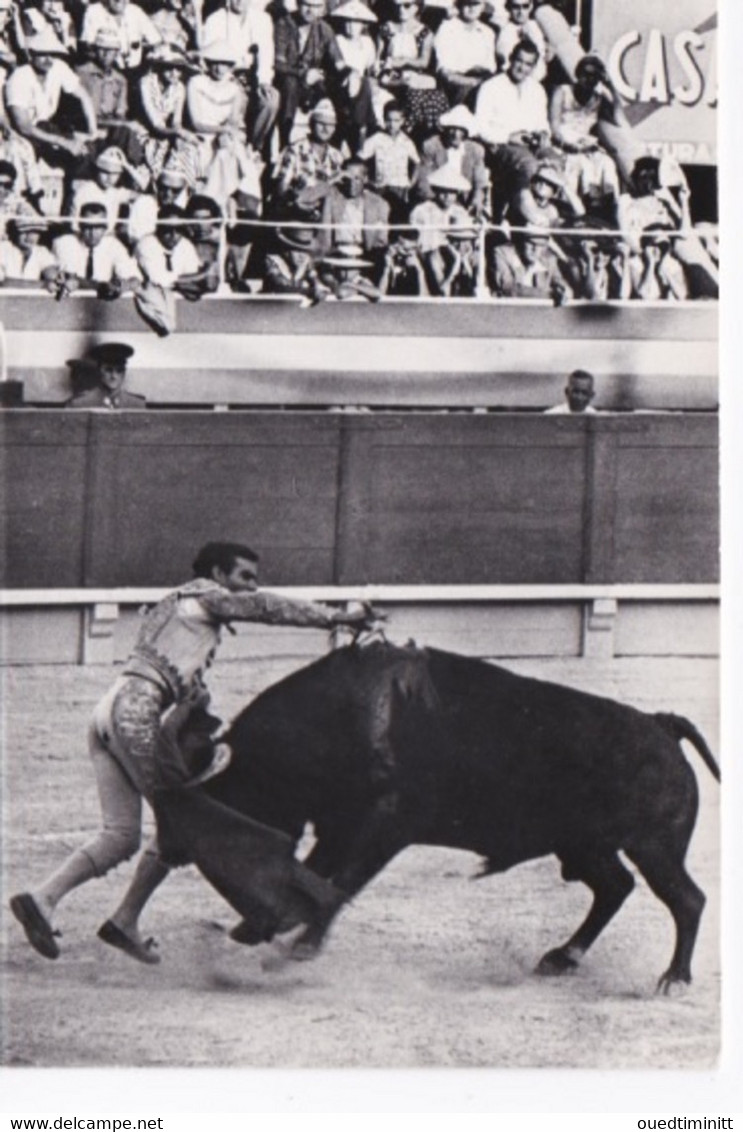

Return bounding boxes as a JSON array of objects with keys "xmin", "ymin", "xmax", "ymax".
[{"xmin": 654, "ymin": 712, "xmax": 721, "ymax": 783}]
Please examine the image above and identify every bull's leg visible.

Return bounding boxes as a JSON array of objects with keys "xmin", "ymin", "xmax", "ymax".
[
  {"xmin": 536, "ymin": 851, "xmax": 635, "ymax": 976},
  {"xmin": 624, "ymin": 842, "xmax": 706, "ymax": 994}
]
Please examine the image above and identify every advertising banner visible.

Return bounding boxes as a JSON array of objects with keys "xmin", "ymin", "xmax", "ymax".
[{"xmin": 591, "ymin": 0, "xmax": 717, "ymax": 164}]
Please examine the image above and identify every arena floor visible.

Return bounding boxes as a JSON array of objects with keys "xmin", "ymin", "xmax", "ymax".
[{"xmin": 1, "ymin": 654, "xmax": 720, "ymax": 1070}]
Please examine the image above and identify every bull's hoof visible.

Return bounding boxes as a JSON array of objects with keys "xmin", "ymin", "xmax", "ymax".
[
  {"xmin": 260, "ymin": 925, "xmax": 322, "ymax": 972},
  {"xmin": 535, "ymin": 948, "xmax": 579, "ymax": 977},
  {"xmin": 229, "ymin": 919, "xmax": 274, "ymax": 946},
  {"xmin": 656, "ymin": 970, "xmax": 692, "ymax": 996}
]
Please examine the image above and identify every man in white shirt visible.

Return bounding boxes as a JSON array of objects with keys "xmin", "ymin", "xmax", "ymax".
[
  {"xmin": 201, "ymin": 0, "xmax": 278, "ymax": 150},
  {"xmin": 0, "ymin": 215, "xmax": 58, "ymax": 284},
  {"xmin": 135, "ymin": 203, "xmax": 206, "ymax": 295},
  {"xmin": 434, "ymin": 0, "xmax": 496, "ymax": 107},
  {"xmin": 81, "ymin": 0, "xmax": 162, "ymax": 71},
  {"xmin": 493, "ymin": 0, "xmax": 547, "ymax": 81},
  {"xmin": 544, "ymin": 370, "xmax": 599, "ymax": 414},
  {"xmin": 127, "ymin": 163, "xmax": 190, "ymax": 243},
  {"xmin": 474, "ymin": 38, "xmax": 548, "ymax": 215},
  {"xmin": 4, "ymin": 29, "xmax": 98, "ymax": 167},
  {"xmin": 53, "ymin": 201, "xmax": 140, "ymax": 292}
]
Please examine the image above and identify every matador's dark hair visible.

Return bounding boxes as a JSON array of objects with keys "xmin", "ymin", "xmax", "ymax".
[{"xmin": 192, "ymin": 542, "xmax": 259, "ymax": 578}]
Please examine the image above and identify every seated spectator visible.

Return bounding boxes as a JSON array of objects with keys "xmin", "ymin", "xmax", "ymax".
[
  {"xmin": 53, "ymin": 199, "xmax": 140, "ymax": 294},
  {"xmin": 489, "ymin": 230, "xmax": 571, "ymax": 302},
  {"xmin": 0, "ymin": 213, "xmax": 58, "ymax": 284},
  {"xmin": 134, "ymin": 202, "xmax": 208, "ymax": 297},
  {"xmin": 473, "ymin": 38, "xmax": 549, "ymax": 216},
  {"xmin": 151, "ymin": 0, "xmax": 198, "ymax": 54},
  {"xmin": 0, "ymin": 159, "xmax": 38, "ymax": 235},
  {"xmin": 544, "ymin": 369, "xmax": 597, "ymax": 414},
  {"xmin": 66, "ymin": 145, "xmax": 142, "ymax": 227},
  {"xmin": 359, "ymin": 100, "xmax": 418, "ymax": 222},
  {"xmin": 80, "ymin": 0, "xmax": 161, "ymax": 72},
  {"xmin": 126, "ymin": 158, "xmax": 190, "ymax": 241},
  {"xmin": 425, "ymin": 214, "xmax": 479, "ymax": 295},
  {"xmin": 378, "ymin": 224, "xmax": 428, "ymax": 294},
  {"xmin": 562, "ymin": 225, "xmax": 630, "ymax": 301},
  {"xmin": 549, "ymin": 54, "xmax": 622, "ymax": 224},
  {"xmin": 272, "ymin": 98, "xmax": 344, "ymax": 208},
  {"xmin": 330, "ymin": 0, "xmax": 377, "ymax": 151},
  {"xmin": 21, "ymin": 0, "xmax": 77, "ymax": 55},
  {"xmin": 416, "ymin": 104, "xmax": 488, "ymax": 215},
  {"xmin": 434, "ymin": 0, "xmax": 496, "ymax": 108},
  {"xmin": 185, "ymin": 39, "xmax": 263, "ymax": 209},
  {"xmin": 185, "ymin": 192, "xmax": 223, "ymax": 291},
  {"xmin": 263, "ymin": 223, "xmax": 330, "ymax": 299},
  {"xmin": 76, "ymin": 28, "xmax": 148, "ymax": 168},
  {"xmin": 0, "ymin": 0, "xmax": 19, "ymax": 74},
  {"xmin": 137, "ymin": 42, "xmax": 194, "ymax": 182},
  {"xmin": 628, "ymin": 225, "xmax": 688, "ymax": 302},
  {"xmin": 0, "ymin": 123, "xmax": 43, "ymax": 202},
  {"xmin": 377, "ymin": 0, "xmax": 449, "ymax": 147},
  {"xmin": 309, "ymin": 156, "xmax": 389, "ymax": 263},
  {"xmin": 509, "ymin": 162, "xmax": 584, "ymax": 230},
  {"xmin": 410, "ymin": 163, "xmax": 470, "ymax": 253},
  {"xmin": 4, "ymin": 28, "xmax": 99, "ymax": 170},
  {"xmin": 318, "ymin": 242, "xmax": 381, "ymax": 300},
  {"xmin": 65, "ymin": 341, "xmax": 146, "ymax": 409},
  {"xmin": 201, "ymin": 0, "xmax": 279, "ymax": 152},
  {"xmin": 273, "ymin": 0, "xmax": 343, "ymax": 147},
  {"xmin": 617, "ymin": 155, "xmax": 718, "ymax": 300},
  {"xmin": 492, "ymin": 0, "xmax": 547, "ymax": 82}
]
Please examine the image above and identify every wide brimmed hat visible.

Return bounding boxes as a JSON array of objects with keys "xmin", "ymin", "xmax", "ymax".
[
  {"xmin": 277, "ymin": 227, "xmax": 318, "ymax": 251},
  {"xmin": 94, "ymin": 28, "xmax": 123, "ymax": 49},
  {"xmin": 427, "ymin": 166, "xmax": 471, "ymax": 193},
  {"xmin": 309, "ymin": 98, "xmax": 337, "ymax": 123},
  {"xmin": 149, "ymin": 42, "xmax": 191, "ymax": 68},
  {"xmin": 201, "ymin": 39, "xmax": 238, "ymax": 64},
  {"xmin": 158, "ymin": 159, "xmax": 188, "ymax": 187},
  {"xmin": 26, "ymin": 28, "xmax": 67, "ymax": 54},
  {"xmin": 532, "ymin": 163, "xmax": 563, "ymax": 188},
  {"xmin": 331, "ymin": 0, "xmax": 377, "ymax": 21},
  {"xmin": 438, "ymin": 105, "xmax": 475, "ymax": 135},
  {"xmin": 322, "ymin": 244, "xmax": 372, "ymax": 269},
  {"xmin": 95, "ymin": 146, "xmax": 126, "ymax": 172},
  {"xmin": 11, "ymin": 214, "xmax": 47, "ymax": 233},
  {"xmin": 88, "ymin": 342, "xmax": 135, "ymax": 364}
]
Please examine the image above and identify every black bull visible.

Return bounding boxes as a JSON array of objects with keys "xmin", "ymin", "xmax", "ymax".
[{"xmin": 156, "ymin": 642, "xmax": 720, "ymax": 991}]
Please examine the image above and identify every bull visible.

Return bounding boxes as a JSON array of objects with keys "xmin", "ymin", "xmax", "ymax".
[{"xmin": 168, "ymin": 640, "xmax": 719, "ymax": 992}]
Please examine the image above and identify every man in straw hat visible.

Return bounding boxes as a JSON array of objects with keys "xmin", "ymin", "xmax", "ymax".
[
  {"xmin": 410, "ymin": 163, "xmax": 473, "ymax": 253},
  {"xmin": 417, "ymin": 104, "xmax": 489, "ymax": 214},
  {"xmin": 76, "ymin": 28, "xmax": 129, "ymax": 129},
  {"xmin": 264, "ymin": 223, "xmax": 330, "ymax": 301},
  {"xmin": 318, "ymin": 242, "xmax": 381, "ymax": 301},
  {"xmin": 4, "ymin": 28, "xmax": 99, "ymax": 164},
  {"xmin": 273, "ymin": 98, "xmax": 344, "ymax": 205},
  {"xmin": 67, "ymin": 145, "xmax": 142, "ymax": 228},
  {"xmin": 127, "ymin": 157, "xmax": 190, "ymax": 243},
  {"xmin": 81, "ymin": 0, "xmax": 162, "ymax": 72},
  {"xmin": 329, "ymin": 0, "xmax": 377, "ymax": 150},
  {"xmin": 201, "ymin": 0, "xmax": 279, "ymax": 152}
]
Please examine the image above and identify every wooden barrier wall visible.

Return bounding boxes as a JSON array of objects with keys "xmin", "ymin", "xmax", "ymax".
[{"xmin": 0, "ymin": 410, "xmax": 718, "ymax": 589}]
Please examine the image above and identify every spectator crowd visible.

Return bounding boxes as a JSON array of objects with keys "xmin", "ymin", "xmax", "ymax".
[{"xmin": 0, "ymin": 0, "xmax": 719, "ymax": 315}]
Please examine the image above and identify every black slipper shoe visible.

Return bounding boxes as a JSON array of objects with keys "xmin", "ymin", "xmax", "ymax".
[
  {"xmin": 97, "ymin": 919, "xmax": 161, "ymax": 965},
  {"xmin": 9, "ymin": 893, "xmax": 60, "ymax": 960}
]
